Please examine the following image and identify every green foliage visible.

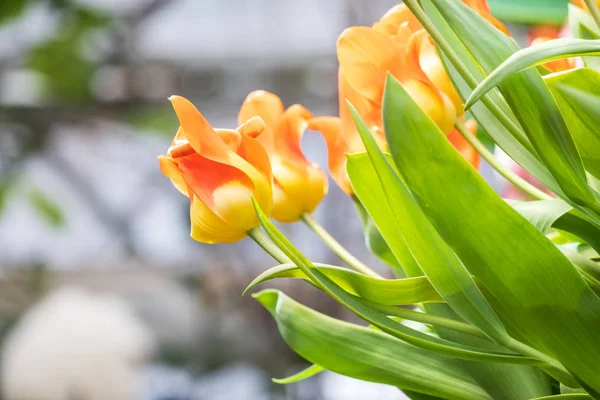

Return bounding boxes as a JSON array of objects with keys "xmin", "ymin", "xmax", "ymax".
[{"xmin": 237, "ymin": 0, "xmax": 600, "ymax": 398}]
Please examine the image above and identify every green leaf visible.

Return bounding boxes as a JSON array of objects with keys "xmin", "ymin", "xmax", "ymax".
[
  {"xmin": 353, "ymin": 197, "xmax": 405, "ymax": 276},
  {"xmin": 254, "ymin": 289, "xmax": 492, "ymax": 399},
  {"xmin": 29, "ymin": 189, "xmax": 65, "ymax": 227},
  {"xmin": 272, "ymin": 364, "xmax": 324, "ymax": 384},
  {"xmin": 421, "ymin": 0, "xmax": 560, "ymax": 197},
  {"xmin": 429, "ymin": 0, "xmax": 600, "ymax": 221},
  {"xmin": 532, "ymin": 396, "xmax": 592, "ymax": 400},
  {"xmin": 244, "ymin": 263, "xmax": 443, "ymax": 305},
  {"xmin": 382, "ymin": 73, "xmax": 600, "ymax": 393},
  {"xmin": 507, "ymin": 199, "xmax": 600, "ymax": 253},
  {"xmin": 545, "ymin": 68, "xmax": 600, "ymax": 180},
  {"xmin": 465, "ymin": 39, "xmax": 600, "ymax": 109},
  {"xmin": 253, "ymin": 199, "xmax": 540, "ymax": 366},
  {"xmin": 346, "ymin": 112, "xmax": 511, "ymax": 346},
  {"xmin": 507, "ymin": 199, "xmax": 573, "ymax": 234},
  {"xmin": 349, "ymin": 158, "xmax": 421, "ymax": 277},
  {"xmin": 568, "ymin": 3, "xmax": 600, "ymax": 69}
]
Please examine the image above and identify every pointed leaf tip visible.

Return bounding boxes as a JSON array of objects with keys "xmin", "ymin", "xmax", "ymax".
[{"xmin": 251, "ymin": 289, "xmax": 280, "ymax": 313}]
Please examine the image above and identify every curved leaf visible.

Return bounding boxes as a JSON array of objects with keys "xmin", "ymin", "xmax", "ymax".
[
  {"xmin": 429, "ymin": 0, "xmax": 600, "ymax": 225},
  {"xmin": 254, "ymin": 289, "xmax": 492, "ymax": 399},
  {"xmin": 253, "ymin": 199, "xmax": 540, "ymax": 366},
  {"xmin": 383, "ymin": 73, "xmax": 600, "ymax": 393},
  {"xmin": 244, "ymin": 263, "xmax": 443, "ymax": 305},
  {"xmin": 545, "ymin": 68, "xmax": 600, "ymax": 181},
  {"xmin": 272, "ymin": 364, "xmax": 324, "ymax": 384},
  {"xmin": 465, "ymin": 39, "xmax": 600, "ymax": 109},
  {"xmin": 347, "ymin": 104, "xmax": 511, "ymax": 346}
]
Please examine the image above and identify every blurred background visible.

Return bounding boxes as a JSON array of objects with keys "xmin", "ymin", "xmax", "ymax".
[{"xmin": 0, "ymin": 0, "xmax": 568, "ymax": 399}]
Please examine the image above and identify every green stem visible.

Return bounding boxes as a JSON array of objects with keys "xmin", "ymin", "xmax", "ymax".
[
  {"xmin": 301, "ymin": 213, "xmax": 383, "ymax": 279},
  {"xmin": 370, "ymin": 303, "xmax": 488, "ymax": 339},
  {"xmin": 403, "ymin": 0, "xmax": 533, "ymax": 153},
  {"xmin": 454, "ymin": 119, "xmax": 552, "ymax": 201},
  {"xmin": 248, "ymin": 227, "xmax": 290, "ymax": 264},
  {"xmin": 585, "ymin": 0, "xmax": 600, "ymax": 30},
  {"xmin": 505, "ymin": 338, "xmax": 579, "ymax": 388}
]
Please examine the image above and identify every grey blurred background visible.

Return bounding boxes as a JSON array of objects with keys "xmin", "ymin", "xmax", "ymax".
[
  {"xmin": 0, "ymin": 1, "xmax": 409, "ymax": 399},
  {"xmin": 0, "ymin": 0, "xmax": 554, "ymax": 399}
]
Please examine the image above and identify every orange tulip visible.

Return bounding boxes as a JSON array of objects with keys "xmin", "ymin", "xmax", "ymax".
[
  {"xmin": 311, "ymin": 2, "xmax": 497, "ymax": 194},
  {"xmin": 239, "ymin": 91, "xmax": 328, "ymax": 222},
  {"xmin": 158, "ymin": 96, "xmax": 273, "ymax": 244}
]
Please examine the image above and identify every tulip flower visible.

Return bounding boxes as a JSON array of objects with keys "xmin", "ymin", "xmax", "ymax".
[
  {"xmin": 238, "ymin": 91, "xmax": 328, "ymax": 222},
  {"xmin": 158, "ymin": 96, "xmax": 273, "ymax": 244},
  {"xmin": 311, "ymin": 2, "xmax": 500, "ymax": 194}
]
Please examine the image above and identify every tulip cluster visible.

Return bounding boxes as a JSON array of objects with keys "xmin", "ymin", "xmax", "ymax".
[{"xmin": 159, "ymin": 1, "xmax": 508, "ymax": 244}]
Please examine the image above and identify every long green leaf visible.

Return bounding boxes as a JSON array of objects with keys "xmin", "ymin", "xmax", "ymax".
[
  {"xmin": 254, "ymin": 289, "xmax": 492, "ymax": 399},
  {"xmin": 508, "ymin": 199, "xmax": 600, "ymax": 253},
  {"xmin": 532, "ymin": 396, "xmax": 592, "ymax": 400},
  {"xmin": 420, "ymin": 0, "xmax": 561, "ymax": 196},
  {"xmin": 244, "ymin": 262, "xmax": 443, "ymax": 305},
  {"xmin": 253, "ymin": 199, "xmax": 540, "ymax": 366},
  {"xmin": 545, "ymin": 68, "xmax": 600, "ymax": 180},
  {"xmin": 429, "ymin": 0, "xmax": 600, "ymax": 219},
  {"xmin": 465, "ymin": 39, "xmax": 600, "ymax": 109},
  {"xmin": 353, "ymin": 197, "xmax": 405, "ymax": 276},
  {"xmin": 347, "ymin": 104, "xmax": 511, "ymax": 346},
  {"xmin": 507, "ymin": 199, "xmax": 573, "ymax": 234},
  {"xmin": 383, "ymin": 73, "xmax": 600, "ymax": 394}
]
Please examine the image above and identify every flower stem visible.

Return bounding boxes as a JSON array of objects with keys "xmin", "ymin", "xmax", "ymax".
[
  {"xmin": 585, "ymin": 0, "xmax": 600, "ymax": 30},
  {"xmin": 369, "ymin": 303, "xmax": 488, "ymax": 339},
  {"xmin": 301, "ymin": 213, "xmax": 383, "ymax": 279},
  {"xmin": 454, "ymin": 119, "xmax": 552, "ymax": 201},
  {"xmin": 248, "ymin": 227, "xmax": 290, "ymax": 264}
]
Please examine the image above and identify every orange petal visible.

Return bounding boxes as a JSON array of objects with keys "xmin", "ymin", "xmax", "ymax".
[
  {"xmin": 447, "ymin": 121, "xmax": 480, "ymax": 169},
  {"xmin": 238, "ymin": 90, "xmax": 284, "ymax": 131},
  {"xmin": 158, "ymin": 155, "xmax": 188, "ymax": 196},
  {"xmin": 238, "ymin": 91, "xmax": 284, "ymax": 153},
  {"xmin": 236, "ymin": 134, "xmax": 273, "ymax": 213},
  {"xmin": 413, "ymin": 32, "xmax": 463, "ymax": 111},
  {"xmin": 373, "ymin": 4, "xmax": 422, "ymax": 36},
  {"xmin": 337, "ymin": 26, "xmax": 404, "ymax": 107},
  {"xmin": 403, "ymin": 79, "xmax": 456, "ymax": 134},
  {"xmin": 215, "ymin": 129, "xmax": 242, "ymax": 151},
  {"xmin": 169, "ymin": 96, "xmax": 231, "ymax": 163},
  {"xmin": 274, "ymin": 104, "xmax": 313, "ymax": 166},
  {"xmin": 237, "ymin": 116, "xmax": 266, "ymax": 139},
  {"xmin": 308, "ymin": 117, "xmax": 354, "ymax": 194},
  {"xmin": 176, "ymin": 153, "xmax": 253, "ymax": 214}
]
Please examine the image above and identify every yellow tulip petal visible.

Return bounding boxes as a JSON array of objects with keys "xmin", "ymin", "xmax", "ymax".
[{"xmin": 190, "ymin": 195, "xmax": 247, "ymax": 244}]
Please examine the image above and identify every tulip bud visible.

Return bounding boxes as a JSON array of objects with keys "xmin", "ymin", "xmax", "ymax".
[
  {"xmin": 239, "ymin": 91, "xmax": 328, "ymax": 222},
  {"xmin": 158, "ymin": 96, "xmax": 273, "ymax": 244}
]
